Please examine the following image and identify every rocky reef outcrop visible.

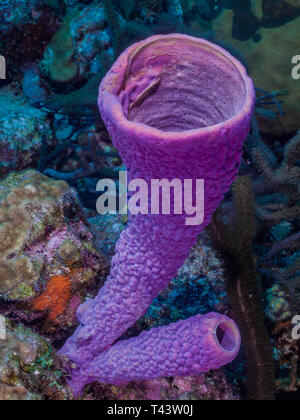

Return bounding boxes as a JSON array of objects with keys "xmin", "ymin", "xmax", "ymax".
[
  {"xmin": 0, "ymin": 170, "xmax": 107, "ymax": 335},
  {"xmin": 41, "ymin": 3, "xmax": 114, "ymax": 85}
]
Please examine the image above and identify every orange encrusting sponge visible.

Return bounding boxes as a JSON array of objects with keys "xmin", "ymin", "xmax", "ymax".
[{"xmin": 32, "ymin": 274, "xmax": 72, "ymax": 322}]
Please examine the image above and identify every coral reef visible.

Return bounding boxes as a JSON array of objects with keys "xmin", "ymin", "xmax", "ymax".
[{"xmin": 0, "ymin": 170, "xmax": 107, "ymax": 334}]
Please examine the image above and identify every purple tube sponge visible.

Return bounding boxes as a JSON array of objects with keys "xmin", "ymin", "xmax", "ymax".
[
  {"xmin": 70, "ymin": 314, "xmax": 241, "ymax": 394},
  {"xmin": 60, "ymin": 34, "xmax": 255, "ymax": 394}
]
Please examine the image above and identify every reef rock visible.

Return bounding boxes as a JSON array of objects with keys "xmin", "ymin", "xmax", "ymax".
[
  {"xmin": 0, "ymin": 317, "xmax": 70, "ymax": 400},
  {"xmin": 42, "ymin": 8, "xmax": 79, "ymax": 84},
  {"xmin": 0, "ymin": 88, "xmax": 54, "ymax": 177},
  {"xmin": 0, "ymin": 170, "xmax": 107, "ymax": 334},
  {"xmin": 70, "ymin": 3, "xmax": 113, "ymax": 79},
  {"xmin": 42, "ymin": 3, "xmax": 113, "ymax": 84}
]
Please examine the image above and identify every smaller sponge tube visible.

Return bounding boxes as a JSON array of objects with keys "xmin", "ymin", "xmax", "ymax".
[{"xmin": 70, "ymin": 313, "xmax": 240, "ymax": 392}]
